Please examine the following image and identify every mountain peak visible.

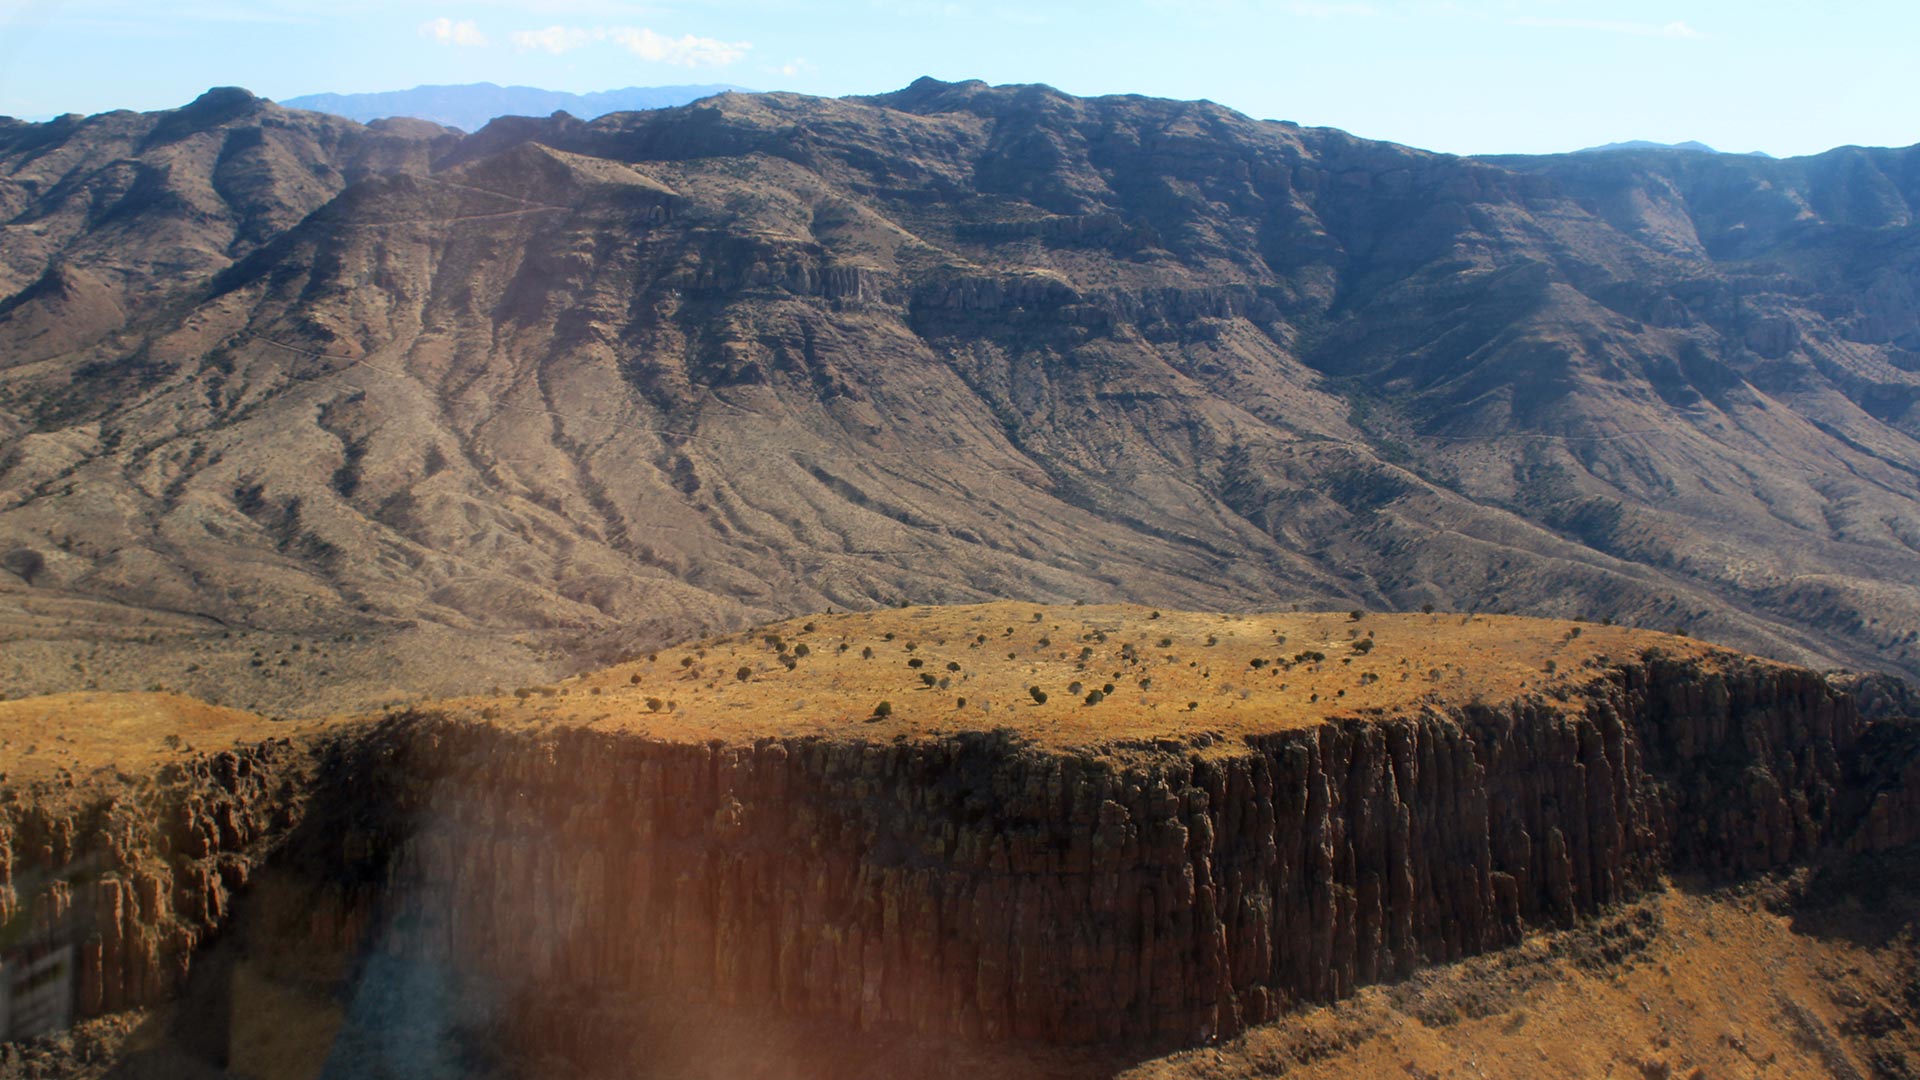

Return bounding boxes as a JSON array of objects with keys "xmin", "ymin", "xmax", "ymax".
[
  {"xmin": 137, "ymin": 85, "xmax": 275, "ymax": 146},
  {"xmin": 1574, "ymin": 138, "xmax": 1719, "ymax": 155},
  {"xmin": 188, "ymin": 85, "xmax": 260, "ymax": 110}
]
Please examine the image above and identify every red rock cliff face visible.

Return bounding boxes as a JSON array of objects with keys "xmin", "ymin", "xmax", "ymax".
[
  {"xmin": 302, "ymin": 654, "xmax": 1863, "ymax": 1057},
  {"xmin": 0, "ymin": 653, "xmax": 1891, "ymax": 1057},
  {"xmin": 0, "ymin": 740, "xmax": 307, "ymax": 1022}
]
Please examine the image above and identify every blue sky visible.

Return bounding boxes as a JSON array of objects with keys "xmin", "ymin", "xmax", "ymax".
[{"xmin": 0, "ymin": 0, "xmax": 1911, "ymax": 157}]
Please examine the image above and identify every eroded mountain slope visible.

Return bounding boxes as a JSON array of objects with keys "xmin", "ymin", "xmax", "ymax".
[{"xmin": 3, "ymin": 82, "xmax": 1920, "ymax": 711}]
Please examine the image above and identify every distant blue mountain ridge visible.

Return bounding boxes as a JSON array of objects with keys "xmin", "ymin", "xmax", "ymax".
[
  {"xmin": 279, "ymin": 82, "xmax": 751, "ymax": 132},
  {"xmin": 1575, "ymin": 138, "xmax": 1774, "ymax": 158}
]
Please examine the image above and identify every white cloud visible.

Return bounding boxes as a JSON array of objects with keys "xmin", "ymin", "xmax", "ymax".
[
  {"xmin": 508, "ymin": 23, "xmax": 750, "ymax": 65},
  {"xmin": 419, "ymin": 16, "xmax": 488, "ymax": 45},
  {"xmin": 770, "ymin": 57, "xmax": 815, "ymax": 77},
  {"xmin": 1510, "ymin": 17, "xmax": 1699, "ymax": 38},
  {"xmin": 606, "ymin": 26, "xmax": 749, "ymax": 65}
]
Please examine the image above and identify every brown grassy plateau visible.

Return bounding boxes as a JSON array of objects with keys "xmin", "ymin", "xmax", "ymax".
[
  {"xmin": 450, "ymin": 602, "xmax": 1701, "ymax": 751},
  {"xmin": 0, "ymin": 691, "xmax": 314, "ymax": 796},
  {"xmin": 4, "ymin": 606, "xmax": 1917, "ymax": 1078}
]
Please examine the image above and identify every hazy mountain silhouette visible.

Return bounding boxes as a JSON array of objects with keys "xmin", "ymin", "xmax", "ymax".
[{"xmin": 1577, "ymin": 139, "xmax": 1716, "ymax": 153}]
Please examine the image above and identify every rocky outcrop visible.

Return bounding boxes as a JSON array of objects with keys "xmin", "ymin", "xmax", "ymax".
[
  {"xmin": 0, "ymin": 740, "xmax": 308, "ymax": 1024},
  {"xmin": 3, "ymin": 651, "xmax": 1912, "ymax": 1061},
  {"xmin": 288, "ymin": 654, "xmax": 1876, "ymax": 1057},
  {"xmin": 1835, "ymin": 709, "xmax": 1920, "ymax": 853}
]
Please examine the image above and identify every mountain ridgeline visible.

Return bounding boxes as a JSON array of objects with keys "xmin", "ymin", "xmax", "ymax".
[
  {"xmin": 2, "ymin": 80, "xmax": 1919, "ymax": 711},
  {"xmin": 280, "ymin": 82, "xmax": 750, "ymax": 133}
]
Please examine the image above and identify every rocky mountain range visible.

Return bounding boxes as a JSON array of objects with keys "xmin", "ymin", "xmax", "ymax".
[
  {"xmin": 279, "ymin": 82, "xmax": 748, "ymax": 133},
  {"xmin": 3, "ymin": 79, "xmax": 1919, "ymax": 712}
]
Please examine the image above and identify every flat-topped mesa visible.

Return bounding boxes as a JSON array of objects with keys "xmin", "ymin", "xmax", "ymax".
[
  {"xmin": 437, "ymin": 603, "xmax": 1813, "ymax": 750},
  {"xmin": 362, "ymin": 610, "xmax": 1858, "ymax": 1052},
  {"xmin": 0, "ymin": 605, "xmax": 1906, "ymax": 1060},
  {"xmin": 0, "ymin": 695, "xmax": 318, "ymax": 1027}
]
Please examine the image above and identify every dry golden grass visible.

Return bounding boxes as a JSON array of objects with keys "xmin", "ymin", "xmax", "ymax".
[
  {"xmin": 0, "ymin": 604, "xmax": 1729, "ymax": 789},
  {"xmin": 0, "ymin": 691, "xmax": 313, "ymax": 795},
  {"xmin": 1126, "ymin": 882, "xmax": 1914, "ymax": 1080},
  {"xmin": 435, "ymin": 602, "xmax": 1729, "ymax": 753}
]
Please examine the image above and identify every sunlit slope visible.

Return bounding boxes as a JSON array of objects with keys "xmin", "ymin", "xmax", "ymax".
[{"xmin": 5, "ymin": 83, "xmax": 1920, "ymax": 714}]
